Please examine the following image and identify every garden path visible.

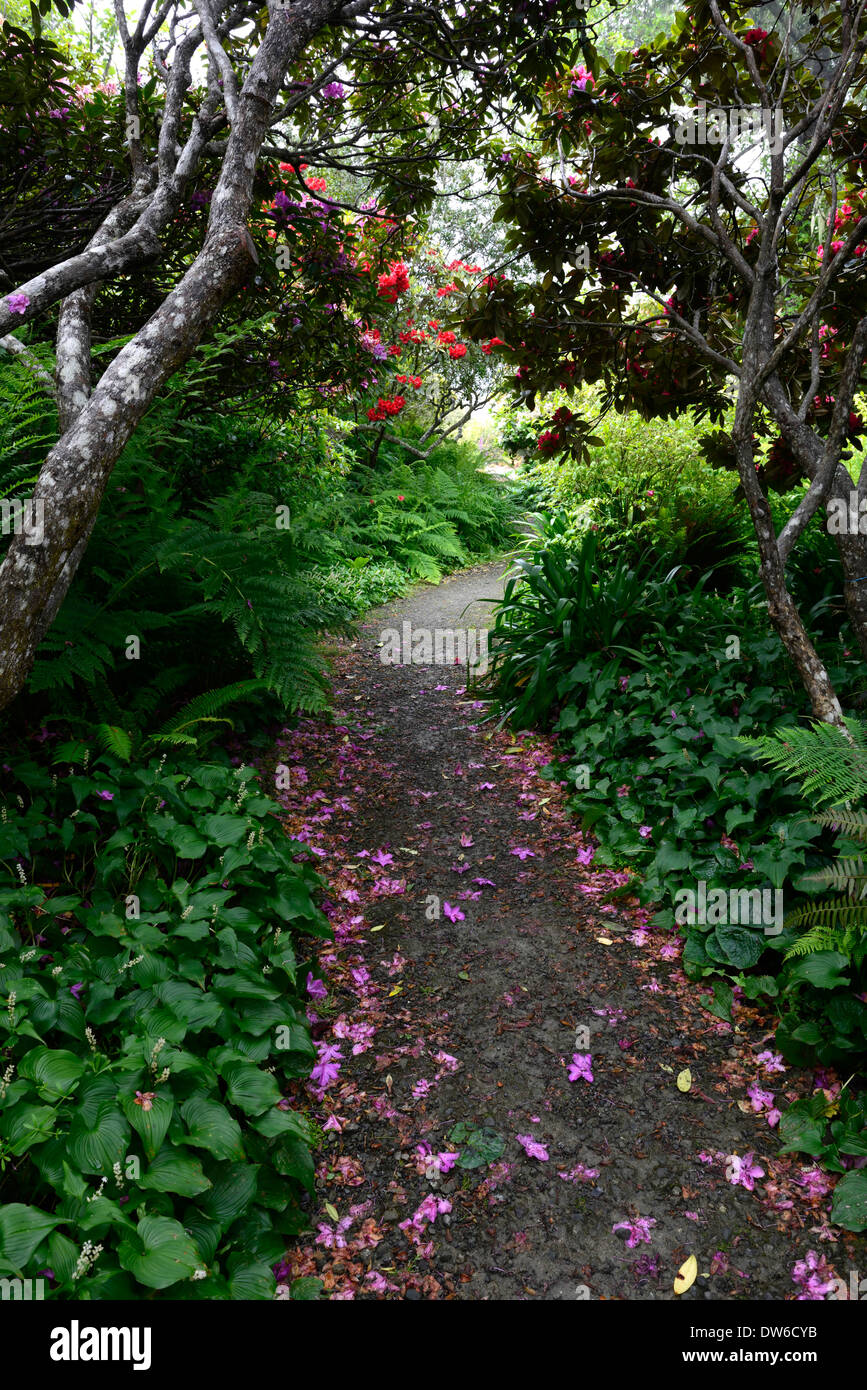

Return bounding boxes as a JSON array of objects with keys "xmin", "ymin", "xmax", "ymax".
[{"xmin": 276, "ymin": 562, "xmax": 857, "ymax": 1300}]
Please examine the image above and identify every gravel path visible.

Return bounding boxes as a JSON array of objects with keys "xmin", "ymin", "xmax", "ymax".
[{"xmin": 277, "ymin": 561, "xmax": 865, "ymax": 1302}]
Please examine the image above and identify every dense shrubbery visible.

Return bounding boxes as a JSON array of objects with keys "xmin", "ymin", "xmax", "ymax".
[
  {"xmin": 0, "ymin": 319, "xmax": 516, "ymax": 1297},
  {"xmin": 0, "ymin": 349, "xmax": 517, "ymax": 735},
  {"xmin": 0, "ymin": 745, "xmax": 327, "ymax": 1298},
  {"xmin": 482, "ymin": 449, "xmax": 867, "ymax": 1229}
]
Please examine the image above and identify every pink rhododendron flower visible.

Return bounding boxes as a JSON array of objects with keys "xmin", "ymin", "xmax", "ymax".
[
  {"xmin": 726, "ymin": 1152, "xmax": 764, "ymax": 1191},
  {"xmin": 517, "ymin": 1134, "xmax": 549, "ymax": 1160},
  {"xmin": 612, "ymin": 1216, "xmax": 656, "ymax": 1248},
  {"xmin": 792, "ymin": 1250, "xmax": 838, "ymax": 1300},
  {"xmin": 568, "ymin": 1053, "xmax": 594, "ymax": 1083}
]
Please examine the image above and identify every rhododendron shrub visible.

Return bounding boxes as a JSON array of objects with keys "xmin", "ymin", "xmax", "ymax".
[
  {"xmin": 350, "ymin": 242, "xmax": 500, "ymax": 460},
  {"xmin": 462, "ymin": 0, "xmax": 867, "ymax": 724},
  {"xmin": 0, "ymin": 0, "xmax": 583, "ymax": 710}
]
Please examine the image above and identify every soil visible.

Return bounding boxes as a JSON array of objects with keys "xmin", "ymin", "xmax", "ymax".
[{"xmin": 274, "ymin": 561, "xmax": 866, "ymax": 1301}]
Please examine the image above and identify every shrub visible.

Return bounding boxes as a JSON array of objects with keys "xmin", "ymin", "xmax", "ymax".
[{"xmin": 0, "ymin": 743, "xmax": 328, "ymax": 1299}]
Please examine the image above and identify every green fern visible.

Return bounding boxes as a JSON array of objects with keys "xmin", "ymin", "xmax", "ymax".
[
  {"xmin": 747, "ymin": 720, "xmax": 867, "ymax": 964},
  {"xmin": 742, "ymin": 718, "xmax": 867, "ymax": 808}
]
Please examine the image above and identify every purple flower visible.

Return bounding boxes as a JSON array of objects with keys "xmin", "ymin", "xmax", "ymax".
[
  {"xmin": 568, "ymin": 1052, "xmax": 594, "ymax": 1083},
  {"xmin": 757, "ymin": 1049, "xmax": 786, "ymax": 1074},
  {"xmin": 5, "ymin": 293, "xmax": 30, "ymax": 315},
  {"xmin": 96, "ymin": 790, "xmax": 114, "ymax": 801},
  {"xmin": 792, "ymin": 1250, "xmax": 838, "ymax": 1300},
  {"xmin": 306, "ymin": 972, "xmax": 327, "ymax": 1000},
  {"xmin": 443, "ymin": 901, "xmax": 465, "ymax": 922},
  {"xmin": 798, "ymin": 1166, "xmax": 831, "ymax": 1198},
  {"xmin": 726, "ymin": 1151, "xmax": 764, "ymax": 1191},
  {"xmin": 70, "ymin": 983, "xmax": 84, "ymax": 1001},
  {"xmin": 321, "ymin": 81, "xmax": 345, "ymax": 100},
  {"xmin": 510, "ymin": 846, "xmax": 536, "ymax": 860},
  {"xmin": 613, "ymin": 1216, "xmax": 656, "ymax": 1248},
  {"xmin": 516, "ymin": 1133, "xmax": 549, "ymax": 1161},
  {"xmin": 310, "ymin": 1058, "xmax": 341, "ymax": 1088}
]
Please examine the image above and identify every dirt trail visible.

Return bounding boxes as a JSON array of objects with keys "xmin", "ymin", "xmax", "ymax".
[{"xmin": 277, "ymin": 562, "xmax": 863, "ymax": 1301}]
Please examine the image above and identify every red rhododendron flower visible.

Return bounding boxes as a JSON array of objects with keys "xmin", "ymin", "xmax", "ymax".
[
  {"xmin": 537, "ymin": 430, "xmax": 561, "ymax": 456},
  {"xmin": 448, "ymin": 343, "xmax": 467, "ymax": 358},
  {"xmin": 377, "ymin": 261, "xmax": 410, "ymax": 303},
  {"xmin": 437, "ymin": 330, "xmax": 457, "ymax": 344}
]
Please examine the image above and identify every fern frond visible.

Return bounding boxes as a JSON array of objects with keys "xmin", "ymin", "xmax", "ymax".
[
  {"xmin": 94, "ymin": 723, "xmax": 134, "ymax": 763},
  {"xmin": 157, "ymin": 680, "xmax": 269, "ymax": 737},
  {"xmin": 742, "ymin": 719, "xmax": 867, "ymax": 807},
  {"xmin": 783, "ymin": 895, "xmax": 867, "ymax": 931}
]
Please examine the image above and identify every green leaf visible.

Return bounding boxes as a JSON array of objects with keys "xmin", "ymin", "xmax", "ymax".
[
  {"xmin": 708, "ymin": 923, "xmax": 766, "ymax": 969},
  {"xmin": 251, "ymin": 1106, "xmax": 308, "ymax": 1140},
  {"xmin": 200, "ymin": 1163, "xmax": 259, "ymax": 1229},
  {"xmin": 0, "ymin": 1204, "xmax": 64, "ymax": 1267},
  {"xmin": 830, "ymin": 1170, "xmax": 867, "ymax": 1233},
  {"xmin": 167, "ymin": 826, "xmax": 208, "ymax": 859},
  {"xmin": 272, "ymin": 1136, "xmax": 315, "ymax": 1192},
  {"xmin": 785, "ymin": 952, "xmax": 850, "ymax": 990},
  {"xmin": 179, "ymin": 1094, "xmax": 245, "ymax": 1161},
  {"xmin": 121, "ymin": 1090, "xmax": 174, "ymax": 1162},
  {"xmin": 18, "ymin": 1046, "xmax": 85, "ymax": 1099},
  {"xmin": 201, "ymin": 813, "xmax": 248, "ymax": 847},
  {"xmin": 699, "ymin": 980, "xmax": 734, "ymax": 1021},
  {"xmin": 68, "ymin": 1100, "xmax": 130, "ymax": 1176},
  {"xmin": 290, "ymin": 1275, "xmax": 323, "ymax": 1301},
  {"xmin": 139, "ymin": 1148, "xmax": 211, "ymax": 1197},
  {"xmin": 3, "ymin": 1103, "xmax": 57, "ymax": 1154},
  {"xmin": 778, "ymin": 1099, "xmax": 826, "ymax": 1159},
  {"xmin": 221, "ymin": 1062, "xmax": 282, "ymax": 1116},
  {"xmin": 228, "ymin": 1261, "xmax": 275, "ymax": 1300},
  {"xmin": 447, "ymin": 1123, "xmax": 505, "ymax": 1169},
  {"xmin": 117, "ymin": 1215, "xmax": 203, "ymax": 1290}
]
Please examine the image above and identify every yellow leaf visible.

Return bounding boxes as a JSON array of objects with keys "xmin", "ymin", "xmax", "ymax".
[
  {"xmin": 370, "ymin": 924, "xmax": 385, "ymax": 932},
  {"xmin": 659, "ymin": 1063, "xmax": 674, "ymax": 1074},
  {"xmin": 388, "ymin": 986, "xmax": 402, "ymax": 997},
  {"xmin": 676, "ymin": 1068, "xmax": 692, "ymax": 1092},
  {"xmin": 674, "ymin": 1254, "xmax": 697, "ymax": 1296},
  {"xmin": 596, "ymin": 936, "xmax": 614, "ymax": 945},
  {"xmin": 324, "ymin": 1203, "xmax": 339, "ymax": 1223}
]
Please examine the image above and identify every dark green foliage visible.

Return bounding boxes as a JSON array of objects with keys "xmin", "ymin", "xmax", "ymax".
[{"xmin": 0, "ymin": 746, "xmax": 328, "ymax": 1298}]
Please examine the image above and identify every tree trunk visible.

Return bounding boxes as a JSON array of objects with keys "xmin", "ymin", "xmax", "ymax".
[{"xmin": 0, "ymin": 0, "xmax": 346, "ymax": 713}]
